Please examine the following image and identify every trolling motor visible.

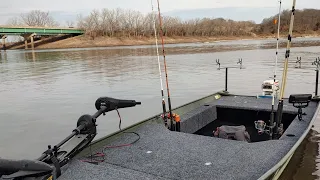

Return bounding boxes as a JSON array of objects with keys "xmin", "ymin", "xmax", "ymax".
[{"xmin": 1, "ymin": 97, "xmax": 141, "ymax": 180}]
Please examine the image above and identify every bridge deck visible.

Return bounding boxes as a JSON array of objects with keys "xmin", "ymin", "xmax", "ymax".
[{"xmin": 0, "ymin": 26, "xmax": 84, "ymax": 35}]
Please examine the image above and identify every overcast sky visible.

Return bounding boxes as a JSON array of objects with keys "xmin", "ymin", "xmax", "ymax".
[{"xmin": 0, "ymin": 0, "xmax": 319, "ymax": 25}]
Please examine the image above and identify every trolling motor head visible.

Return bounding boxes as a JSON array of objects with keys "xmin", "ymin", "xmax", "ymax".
[{"xmin": 95, "ymin": 97, "xmax": 141, "ymax": 113}]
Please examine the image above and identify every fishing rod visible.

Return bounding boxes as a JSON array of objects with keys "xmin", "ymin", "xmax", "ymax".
[
  {"xmin": 270, "ymin": 0, "xmax": 282, "ymax": 139},
  {"xmin": 156, "ymin": 0, "xmax": 176, "ymax": 131},
  {"xmin": 151, "ymin": 0, "xmax": 167, "ymax": 127},
  {"xmin": 275, "ymin": 0, "xmax": 297, "ymax": 137}
]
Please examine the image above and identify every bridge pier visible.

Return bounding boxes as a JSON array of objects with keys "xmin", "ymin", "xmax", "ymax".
[
  {"xmin": 29, "ymin": 33, "xmax": 36, "ymax": 50},
  {"xmin": 30, "ymin": 35, "xmax": 34, "ymax": 50},
  {"xmin": 23, "ymin": 33, "xmax": 36, "ymax": 50},
  {"xmin": 1, "ymin": 35, "xmax": 7, "ymax": 51},
  {"xmin": 23, "ymin": 34, "xmax": 29, "ymax": 50},
  {"xmin": 24, "ymin": 39, "xmax": 28, "ymax": 50}
]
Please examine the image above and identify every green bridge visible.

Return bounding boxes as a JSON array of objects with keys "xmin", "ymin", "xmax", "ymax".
[
  {"xmin": 0, "ymin": 26, "xmax": 84, "ymax": 35},
  {"xmin": 0, "ymin": 26, "xmax": 85, "ymax": 50}
]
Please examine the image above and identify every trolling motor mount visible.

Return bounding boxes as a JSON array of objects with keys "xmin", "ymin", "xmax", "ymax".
[
  {"xmin": 1, "ymin": 97, "xmax": 141, "ymax": 180},
  {"xmin": 289, "ymin": 94, "xmax": 312, "ymax": 120},
  {"xmin": 76, "ymin": 114, "xmax": 97, "ymax": 135}
]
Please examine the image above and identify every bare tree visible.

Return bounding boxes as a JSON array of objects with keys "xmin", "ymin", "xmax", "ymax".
[
  {"xmin": 20, "ymin": 10, "xmax": 59, "ymax": 27},
  {"xmin": 66, "ymin": 20, "xmax": 74, "ymax": 27},
  {"xmin": 76, "ymin": 7, "xmax": 320, "ymax": 39},
  {"xmin": 6, "ymin": 17, "xmax": 22, "ymax": 26}
]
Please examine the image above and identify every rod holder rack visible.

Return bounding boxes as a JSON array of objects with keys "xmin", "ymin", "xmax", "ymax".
[{"xmin": 216, "ymin": 58, "xmax": 244, "ymax": 93}]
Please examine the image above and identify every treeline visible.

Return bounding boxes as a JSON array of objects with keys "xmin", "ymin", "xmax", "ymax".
[
  {"xmin": 7, "ymin": 10, "xmax": 59, "ymax": 27},
  {"xmin": 6, "ymin": 8, "xmax": 320, "ymax": 39},
  {"xmin": 78, "ymin": 8, "xmax": 320, "ymax": 39},
  {"xmin": 76, "ymin": 8, "xmax": 256, "ymax": 39},
  {"xmin": 257, "ymin": 9, "xmax": 320, "ymax": 34}
]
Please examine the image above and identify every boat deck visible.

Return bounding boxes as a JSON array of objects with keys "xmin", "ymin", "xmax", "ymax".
[{"xmin": 58, "ymin": 95, "xmax": 318, "ymax": 180}]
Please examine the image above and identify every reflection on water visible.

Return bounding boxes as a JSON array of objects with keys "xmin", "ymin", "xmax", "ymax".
[
  {"xmin": 280, "ymin": 128, "xmax": 320, "ymax": 180},
  {"xmin": 1, "ymin": 38, "xmax": 320, "ymax": 178}
]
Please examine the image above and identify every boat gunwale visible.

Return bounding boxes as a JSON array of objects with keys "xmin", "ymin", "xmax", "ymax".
[{"xmin": 258, "ymin": 102, "xmax": 320, "ymax": 179}]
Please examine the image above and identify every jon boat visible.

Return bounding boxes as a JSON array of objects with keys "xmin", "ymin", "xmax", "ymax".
[
  {"xmin": 0, "ymin": 92, "xmax": 319, "ymax": 180},
  {"xmin": 1, "ymin": 0, "xmax": 320, "ymax": 180}
]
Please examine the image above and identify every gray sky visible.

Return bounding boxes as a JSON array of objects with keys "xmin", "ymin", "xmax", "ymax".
[{"xmin": 0, "ymin": 0, "xmax": 319, "ymax": 25}]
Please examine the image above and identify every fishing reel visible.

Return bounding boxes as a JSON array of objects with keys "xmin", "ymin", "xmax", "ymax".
[
  {"xmin": 254, "ymin": 120, "xmax": 284, "ymax": 140},
  {"xmin": 254, "ymin": 120, "xmax": 270, "ymax": 135},
  {"xmin": 254, "ymin": 120, "xmax": 277, "ymax": 135}
]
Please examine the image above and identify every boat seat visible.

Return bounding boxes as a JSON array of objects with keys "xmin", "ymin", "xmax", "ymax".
[{"xmin": 0, "ymin": 158, "xmax": 53, "ymax": 179}]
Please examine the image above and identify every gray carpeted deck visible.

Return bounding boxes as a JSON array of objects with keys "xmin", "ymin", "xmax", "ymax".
[{"xmin": 58, "ymin": 96, "xmax": 318, "ymax": 180}]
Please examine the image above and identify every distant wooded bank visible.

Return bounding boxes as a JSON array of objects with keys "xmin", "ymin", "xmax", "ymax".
[{"xmin": 7, "ymin": 8, "xmax": 320, "ymax": 39}]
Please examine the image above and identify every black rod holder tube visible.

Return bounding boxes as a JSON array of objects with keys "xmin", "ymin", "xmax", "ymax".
[
  {"xmin": 176, "ymin": 121, "xmax": 180, "ymax": 132},
  {"xmin": 275, "ymin": 100, "xmax": 284, "ymax": 136},
  {"xmin": 316, "ymin": 70, "xmax": 319, "ymax": 97},
  {"xmin": 225, "ymin": 68, "xmax": 228, "ymax": 92}
]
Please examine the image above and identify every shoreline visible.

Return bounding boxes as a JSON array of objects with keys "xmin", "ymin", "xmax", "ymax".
[{"xmin": 6, "ymin": 33, "xmax": 320, "ymax": 50}]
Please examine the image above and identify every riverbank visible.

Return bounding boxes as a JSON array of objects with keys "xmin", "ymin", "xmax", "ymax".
[
  {"xmin": 30, "ymin": 33, "xmax": 320, "ymax": 50},
  {"xmin": 33, "ymin": 35, "xmax": 250, "ymax": 49}
]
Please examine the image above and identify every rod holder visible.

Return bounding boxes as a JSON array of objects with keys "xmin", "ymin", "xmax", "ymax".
[
  {"xmin": 237, "ymin": 58, "xmax": 243, "ymax": 69},
  {"xmin": 316, "ymin": 69, "xmax": 319, "ymax": 97},
  {"xmin": 216, "ymin": 58, "xmax": 244, "ymax": 93},
  {"xmin": 295, "ymin": 57, "xmax": 301, "ymax": 68},
  {"xmin": 225, "ymin": 68, "xmax": 228, "ymax": 92},
  {"xmin": 312, "ymin": 57, "xmax": 320, "ymax": 97},
  {"xmin": 216, "ymin": 59, "xmax": 220, "ymax": 70}
]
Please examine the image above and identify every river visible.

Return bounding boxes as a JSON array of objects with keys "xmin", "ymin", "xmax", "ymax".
[{"xmin": 0, "ymin": 38, "xmax": 320, "ymax": 179}]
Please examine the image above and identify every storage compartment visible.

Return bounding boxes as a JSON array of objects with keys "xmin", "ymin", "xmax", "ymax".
[{"xmin": 194, "ymin": 107, "xmax": 297, "ymax": 142}]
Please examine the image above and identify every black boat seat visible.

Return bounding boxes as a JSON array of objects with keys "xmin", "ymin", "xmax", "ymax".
[
  {"xmin": 289, "ymin": 94, "xmax": 312, "ymax": 120},
  {"xmin": 0, "ymin": 158, "xmax": 53, "ymax": 179}
]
